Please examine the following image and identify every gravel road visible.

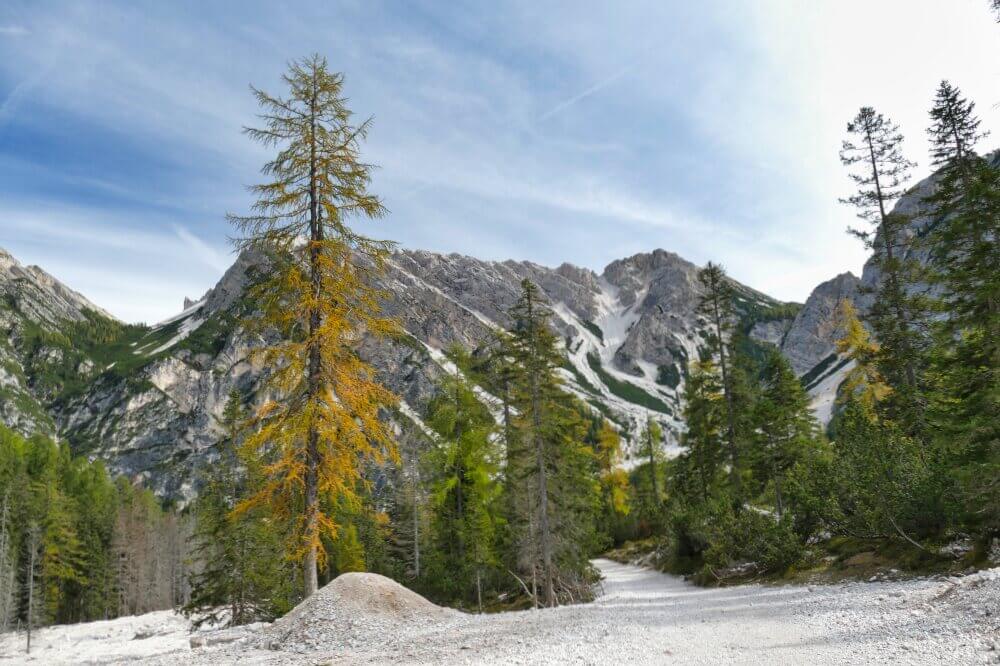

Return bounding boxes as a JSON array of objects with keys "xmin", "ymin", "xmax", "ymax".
[{"xmin": 8, "ymin": 558, "xmax": 997, "ymax": 665}]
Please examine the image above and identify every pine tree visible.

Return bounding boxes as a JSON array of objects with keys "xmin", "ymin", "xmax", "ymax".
[
  {"xmin": 677, "ymin": 359, "xmax": 725, "ymax": 504},
  {"xmin": 749, "ymin": 351, "xmax": 820, "ymax": 519},
  {"xmin": 424, "ymin": 376, "xmax": 500, "ymax": 609},
  {"xmin": 229, "ymin": 55, "xmax": 398, "ymax": 597},
  {"xmin": 839, "ymin": 106, "xmax": 927, "ymax": 433},
  {"xmin": 0, "ymin": 492, "xmax": 16, "ymax": 632},
  {"xmin": 696, "ymin": 263, "xmax": 741, "ymax": 497},
  {"xmin": 505, "ymin": 280, "xmax": 600, "ymax": 606},
  {"xmin": 922, "ymin": 82, "xmax": 1000, "ymax": 528}
]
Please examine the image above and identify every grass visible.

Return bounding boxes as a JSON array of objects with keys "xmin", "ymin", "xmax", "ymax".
[{"xmin": 585, "ymin": 353, "xmax": 672, "ymax": 414}]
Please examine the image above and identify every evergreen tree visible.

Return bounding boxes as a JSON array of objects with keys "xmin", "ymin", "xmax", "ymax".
[
  {"xmin": 424, "ymin": 376, "xmax": 500, "ymax": 609},
  {"xmin": 749, "ymin": 351, "xmax": 820, "ymax": 519},
  {"xmin": 229, "ymin": 55, "xmax": 398, "ymax": 597},
  {"xmin": 0, "ymin": 492, "xmax": 16, "ymax": 632},
  {"xmin": 505, "ymin": 279, "xmax": 600, "ymax": 606},
  {"xmin": 677, "ymin": 359, "xmax": 725, "ymax": 504},
  {"xmin": 839, "ymin": 106, "xmax": 927, "ymax": 434},
  {"xmin": 922, "ymin": 82, "xmax": 1000, "ymax": 529},
  {"xmin": 696, "ymin": 263, "xmax": 741, "ymax": 497},
  {"xmin": 185, "ymin": 391, "xmax": 293, "ymax": 627}
]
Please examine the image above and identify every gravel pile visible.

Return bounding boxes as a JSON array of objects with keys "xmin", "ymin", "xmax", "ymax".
[{"xmin": 256, "ymin": 572, "xmax": 460, "ymax": 653}]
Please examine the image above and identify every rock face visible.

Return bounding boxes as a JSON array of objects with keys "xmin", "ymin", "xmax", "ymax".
[
  {"xmin": 2, "ymin": 152, "xmax": 952, "ymax": 501},
  {"xmin": 780, "ymin": 272, "xmax": 861, "ymax": 376}
]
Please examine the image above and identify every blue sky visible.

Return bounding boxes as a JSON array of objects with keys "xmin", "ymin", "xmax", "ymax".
[{"xmin": 1, "ymin": 1, "xmax": 998, "ymax": 323}]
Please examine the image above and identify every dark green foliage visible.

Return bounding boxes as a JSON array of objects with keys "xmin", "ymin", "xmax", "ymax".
[
  {"xmin": 655, "ymin": 364, "xmax": 681, "ymax": 389},
  {"xmin": 0, "ymin": 425, "xmax": 185, "ymax": 628},
  {"xmin": 420, "ymin": 376, "xmax": 502, "ymax": 610},
  {"xmin": 580, "ymin": 320, "xmax": 604, "ymax": 342},
  {"xmin": 184, "ymin": 391, "xmax": 296, "ymax": 627},
  {"xmin": 585, "ymin": 352, "xmax": 672, "ymax": 414}
]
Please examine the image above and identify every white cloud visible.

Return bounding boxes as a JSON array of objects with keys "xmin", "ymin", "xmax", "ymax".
[{"xmin": 0, "ymin": 25, "xmax": 28, "ymax": 36}]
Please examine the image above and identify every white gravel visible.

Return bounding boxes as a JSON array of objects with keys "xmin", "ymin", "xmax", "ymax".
[{"xmin": 4, "ymin": 559, "xmax": 997, "ymax": 665}]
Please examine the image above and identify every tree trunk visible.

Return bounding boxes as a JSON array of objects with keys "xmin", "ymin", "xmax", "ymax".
[
  {"xmin": 476, "ymin": 568, "xmax": 482, "ymax": 613},
  {"xmin": 526, "ymin": 290, "xmax": 555, "ymax": 608},
  {"xmin": 303, "ymin": 72, "xmax": 322, "ymax": 599},
  {"xmin": 413, "ymin": 468, "xmax": 420, "ymax": 578},
  {"xmin": 711, "ymin": 289, "xmax": 740, "ymax": 497},
  {"xmin": 645, "ymin": 420, "xmax": 659, "ymax": 503}
]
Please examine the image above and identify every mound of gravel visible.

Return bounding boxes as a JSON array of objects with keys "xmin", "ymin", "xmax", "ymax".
[{"xmin": 259, "ymin": 572, "xmax": 460, "ymax": 653}]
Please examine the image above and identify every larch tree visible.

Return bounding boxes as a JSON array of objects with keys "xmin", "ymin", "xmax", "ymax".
[
  {"xmin": 229, "ymin": 55, "xmax": 398, "ymax": 597},
  {"xmin": 696, "ymin": 262, "xmax": 741, "ymax": 498},
  {"xmin": 839, "ymin": 106, "xmax": 926, "ymax": 433}
]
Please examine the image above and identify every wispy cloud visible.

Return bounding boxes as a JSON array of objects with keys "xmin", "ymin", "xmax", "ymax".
[
  {"xmin": 174, "ymin": 225, "xmax": 232, "ymax": 272},
  {"xmin": 0, "ymin": 25, "xmax": 28, "ymax": 36}
]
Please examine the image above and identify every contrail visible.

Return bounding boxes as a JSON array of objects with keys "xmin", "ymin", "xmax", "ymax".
[{"xmin": 537, "ymin": 62, "xmax": 637, "ymax": 122}]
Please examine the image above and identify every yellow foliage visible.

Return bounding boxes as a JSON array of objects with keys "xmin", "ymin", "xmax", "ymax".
[{"xmin": 834, "ymin": 299, "xmax": 890, "ymax": 418}]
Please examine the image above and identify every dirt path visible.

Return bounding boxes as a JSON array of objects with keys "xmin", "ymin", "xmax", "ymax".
[{"xmin": 5, "ymin": 558, "xmax": 997, "ymax": 664}]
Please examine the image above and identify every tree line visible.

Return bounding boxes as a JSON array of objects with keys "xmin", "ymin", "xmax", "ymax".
[{"xmin": 0, "ymin": 426, "xmax": 190, "ymax": 651}]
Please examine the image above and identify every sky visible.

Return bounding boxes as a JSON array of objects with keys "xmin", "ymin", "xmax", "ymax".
[{"xmin": 1, "ymin": 1, "xmax": 998, "ymax": 324}]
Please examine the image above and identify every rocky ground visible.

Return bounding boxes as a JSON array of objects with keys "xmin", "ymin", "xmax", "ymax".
[{"xmin": 2, "ymin": 559, "xmax": 997, "ymax": 665}]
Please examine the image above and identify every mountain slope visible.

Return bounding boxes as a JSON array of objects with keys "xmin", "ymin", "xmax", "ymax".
[{"xmin": 6, "ymin": 147, "xmax": 957, "ymax": 501}]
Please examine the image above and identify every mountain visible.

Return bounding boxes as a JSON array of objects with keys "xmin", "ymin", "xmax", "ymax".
[{"xmin": 0, "ymin": 160, "xmax": 952, "ymax": 500}]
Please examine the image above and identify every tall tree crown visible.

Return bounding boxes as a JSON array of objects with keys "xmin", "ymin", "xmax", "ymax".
[{"xmin": 839, "ymin": 107, "xmax": 915, "ymax": 231}]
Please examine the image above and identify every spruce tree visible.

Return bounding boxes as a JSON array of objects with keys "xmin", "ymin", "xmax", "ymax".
[
  {"xmin": 229, "ymin": 55, "xmax": 398, "ymax": 597},
  {"xmin": 186, "ymin": 390, "xmax": 291, "ymax": 627},
  {"xmin": 425, "ymin": 376, "xmax": 500, "ymax": 609},
  {"xmin": 749, "ymin": 351, "xmax": 820, "ymax": 519},
  {"xmin": 505, "ymin": 279, "xmax": 599, "ymax": 606},
  {"xmin": 0, "ymin": 492, "xmax": 16, "ymax": 632},
  {"xmin": 696, "ymin": 263, "xmax": 741, "ymax": 497},
  {"xmin": 922, "ymin": 82, "xmax": 1000, "ymax": 527},
  {"xmin": 839, "ymin": 106, "xmax": 927, "ymax": 433},
  {"xmin": 677, "ymin": 359, "xmax": 725, "ymax": 504}
]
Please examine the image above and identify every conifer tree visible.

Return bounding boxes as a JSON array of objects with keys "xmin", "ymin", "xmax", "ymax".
[
  {"xmin": 594, "ymin": 420, "xmax": 629, "ymax": 520},
  {"xmin": 0, "ymin": 492, "xmax": 16, "ymax": 632},
  {"xmin": 834, "ymin": 299, "xmax": 890, "ymax": 417},
  {"xmin": 839, "ymin": 106, "xmax": 926, "ymax": 433},
  {"xmin": 678, "ymin": 359, "xmax": 724, "ymax": 503},
  {"xmin": 186, "ymin": 391, "xmax": 292, "ymax": 626},
  {"xmin": 425, "ymin": 376, "xmax": 500, "ymax": 608},
  {"xmin": 229, "ymin": 55, "xmax": 398, "ymax": 597},
  {"xmin": 642, "ymin": 416, "xmax": 663, "ymax": 505},
  {"xmin": 696, "ymin": 263, "xmax": 741, "ymax": 497},
  {"xmin": 505, "ymin": 279, "xmax": 599, "ymax": 606},
  {"xmin": 922, "ymin": 82, "xmax": 1000, "ymax": 525},
  {"xmin": 749, "ymin": 351, "xmax": 820, "ymax": 519}
]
